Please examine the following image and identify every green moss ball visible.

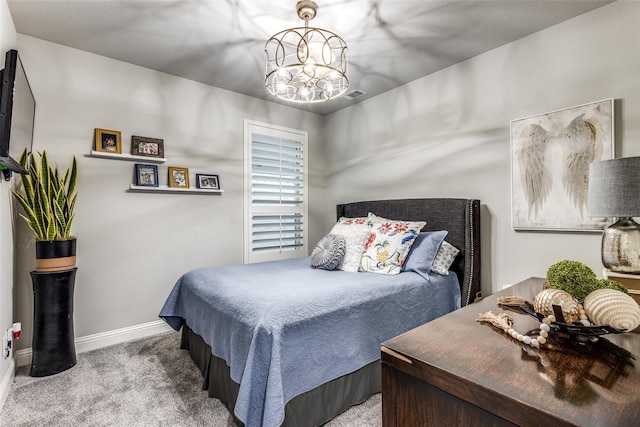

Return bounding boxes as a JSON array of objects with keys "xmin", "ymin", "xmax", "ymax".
[
  {"xmin": 546, "ymin": 260, "xmax": 598, "ymax": 301},
  {"xmin": 596, "ymin": 279, "xmax": 629, "ymax": 294}
]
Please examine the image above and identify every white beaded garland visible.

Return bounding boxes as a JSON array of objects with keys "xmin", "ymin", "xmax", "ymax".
[
  {"xmin": 499, "ymin": 314, "xmax": 555, "ymax": 347},
  {"xmin": 503, "ymin": 303, "xmax": 591, "ymax": 348},
  {"xmin": 477, "ymin": 302, "xmax": 593, "ymax": 349}
]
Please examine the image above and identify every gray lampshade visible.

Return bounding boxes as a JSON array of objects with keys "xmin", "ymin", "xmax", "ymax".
[{"xmin": 588, "ymin": 157, "xmax": 640, "ymax": 218}]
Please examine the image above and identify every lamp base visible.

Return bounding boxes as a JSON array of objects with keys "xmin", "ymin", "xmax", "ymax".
[{"xmin": 602, "ymin": 217, "xmax": 640, "ymax": 274}]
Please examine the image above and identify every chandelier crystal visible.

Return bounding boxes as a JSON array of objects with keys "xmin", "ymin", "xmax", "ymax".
[{"xmin": 265, "ymin": 0, "xmax": 348, "ymax": 103}]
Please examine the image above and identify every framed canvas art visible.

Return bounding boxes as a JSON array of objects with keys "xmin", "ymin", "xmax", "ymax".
[{"xmin": 510, "ymin": 99, "xmax": 614, "ymax": 231}]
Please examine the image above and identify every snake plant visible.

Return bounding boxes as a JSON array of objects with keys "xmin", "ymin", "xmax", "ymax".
[{"xmin": 11, "ymin": 148, "xmax": 78, "ymax": 241}]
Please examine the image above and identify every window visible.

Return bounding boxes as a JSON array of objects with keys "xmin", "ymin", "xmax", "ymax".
[{"xmin": 244, "ymin": 120, "xmax": 308, "ymax": 263}]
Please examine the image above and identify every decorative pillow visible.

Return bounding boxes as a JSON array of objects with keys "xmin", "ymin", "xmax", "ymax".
[
  {"xmin": 330, "ymin": 216, "xmax": 369, "ymax": 234},
  {"xmin": 360, "ymin": 213, "xmax": 426, "ymax": 275},
  {"xmin": 330, "ymin": 217, "xmax": 372, "ymax": 272},
  {"xmin": 402, "ymin": 230, "xmax": 448, "ymax": 279},
  {"xmin": 337, "ymin": 231, "xmax": 372, "ymax": 272},
  {"xmin": 430, "ymin": 240, "xmax": 460, "ymax": 275},
  {"xmin": 310, "ymin": 234, "xmax": 346, "ymax": 270}
]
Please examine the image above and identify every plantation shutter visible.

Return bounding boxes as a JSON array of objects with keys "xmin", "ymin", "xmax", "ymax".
[{"xmin": 244, "ymin": 120, "xmax": 308, "ymax": 263}]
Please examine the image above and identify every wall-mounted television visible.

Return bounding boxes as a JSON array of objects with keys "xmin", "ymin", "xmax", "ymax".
[{"xmin": 0, "ymin": 49, "xmax": 36, "ymax": 178}]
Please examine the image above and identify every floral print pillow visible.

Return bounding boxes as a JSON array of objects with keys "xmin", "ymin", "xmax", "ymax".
[
  {"xmin": 360, "ymin": 213, "xmax": 425, "ymax": 275},
  {"xmin": 331, "ymin": 216, "xmax": 369, "ymax": 233}
]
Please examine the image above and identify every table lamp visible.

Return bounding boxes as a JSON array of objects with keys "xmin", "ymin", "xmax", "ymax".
[{"xmin": 588, "ymin": 157, "xmax": 640, "ymax": 274}]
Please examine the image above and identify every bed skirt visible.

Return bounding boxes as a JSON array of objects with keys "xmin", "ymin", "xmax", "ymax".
[{"xmin": 180, "ymin": 325, "xmax": 381, "ymax": 427}]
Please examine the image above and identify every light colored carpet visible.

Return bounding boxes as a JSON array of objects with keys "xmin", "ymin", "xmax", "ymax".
[{"xmin": 0, "ymin": 332, "xmax": 381, "ymax": 426}]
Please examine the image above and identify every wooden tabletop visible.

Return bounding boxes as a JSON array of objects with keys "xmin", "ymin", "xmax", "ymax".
[{"xmin": 382, "ymin": 277, "xmax": 640, "ymax": 427}]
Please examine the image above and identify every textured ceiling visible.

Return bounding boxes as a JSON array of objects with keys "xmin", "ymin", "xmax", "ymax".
[{"xmin": 7, "ymin": 0, "xmax": 613, "ymax": 115}]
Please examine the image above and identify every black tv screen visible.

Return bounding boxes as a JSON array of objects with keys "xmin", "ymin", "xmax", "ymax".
[{"xmin": 0, "ymin": 49, "xmax": 35, "ymax": 175}]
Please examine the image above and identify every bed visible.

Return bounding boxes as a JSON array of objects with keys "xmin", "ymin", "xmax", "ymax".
[{"xmin": 160, "ymin": 198, "xmax": 481, "ymax": 427}]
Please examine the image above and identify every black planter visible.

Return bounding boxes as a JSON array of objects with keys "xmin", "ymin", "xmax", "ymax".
[
  {"xmin": 30, "ymin": 268, "xmax": 77, "ymax": 377},
  {"xmin": 35, "ymin": 239, "xmax": 76, "ymax": 258},
  {"xmin": 35, "ymin": 239, "xmax": 77, "ymax": 272}
]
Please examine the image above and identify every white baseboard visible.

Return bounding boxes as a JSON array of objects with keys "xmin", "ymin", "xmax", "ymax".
[
  {"xmin": 0, "ymin": 359, "xmax": 15, "ymax": 412},
  {"xmin": 14, "ymin": 320, "xmax": 174, "ymax": 368}
]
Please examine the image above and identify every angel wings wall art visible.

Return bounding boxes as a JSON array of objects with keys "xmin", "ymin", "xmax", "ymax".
[{"xmin": 511, "ymin": 99, "xmax": 614, "ymax": 231}]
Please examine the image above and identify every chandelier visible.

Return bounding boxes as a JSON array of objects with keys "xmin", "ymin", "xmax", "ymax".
[{"xmin": 265, "ymin": 0, "xmax": 348, "ymax": 103}]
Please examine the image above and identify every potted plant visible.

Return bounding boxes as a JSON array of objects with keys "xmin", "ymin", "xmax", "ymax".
[
  {"xmin": 11, "ymin": 148, "xmax": 79, "ymax": 377},
  {"xmin": 11, "ymin": 148, "xmax": 78, "ymax": 272}
]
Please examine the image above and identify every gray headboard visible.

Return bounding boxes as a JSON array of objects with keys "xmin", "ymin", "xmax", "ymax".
[{"xmin": 336, "ymin": 198, "xmax": 481, "ymax": 306}]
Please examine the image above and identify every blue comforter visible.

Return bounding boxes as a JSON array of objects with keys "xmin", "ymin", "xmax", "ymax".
[{"xmin": 159, "ymin": 256, "xmax": 460, "ymax": 427}]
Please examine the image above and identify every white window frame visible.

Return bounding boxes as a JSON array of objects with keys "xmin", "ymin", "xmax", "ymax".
[{"xmin": 243, "ymin": 119, "xmax": 308, "ymax": 264}]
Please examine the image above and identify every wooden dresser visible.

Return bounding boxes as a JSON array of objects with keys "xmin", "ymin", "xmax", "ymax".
[{"xmin": 381, "ymin": 277, "xmax": 640, "ymax": 426}]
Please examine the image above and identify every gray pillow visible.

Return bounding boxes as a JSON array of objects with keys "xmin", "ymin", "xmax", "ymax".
[
  {"xmin": 311, "ymin": 234, "xmax": 346, "ymax": 270},
  {"xmin": 430, "ymin": 240, "xmax": 460, "ymax": 275}
]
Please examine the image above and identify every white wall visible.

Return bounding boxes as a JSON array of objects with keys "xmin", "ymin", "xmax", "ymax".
[
  {"xmin": 0, "ymin": 0, "xmax": 17, "ymax": 410},
  {"xmin": 11, "ymin": 35, "xmax": 327, "ymax": 353},
  {"xmin": 323, "ymin": 1, "xmax": 640, "ymax": 296}
]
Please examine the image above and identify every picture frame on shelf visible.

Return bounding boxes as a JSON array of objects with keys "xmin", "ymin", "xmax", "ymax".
[
  {"xmin": 196, "ymin": 174, "xmax": 220, "ymax": 190},
  {"xmin": 94, "ymin": 128, "xmax": 122, "ymax": 153},
  {"xmin": 131, "ymin": 135, "xmax": 164, "ymax": 158},
  {"xmin": 134, "ymin": 164, "xmax": 159, "ymax": 187},
  {"xmin": 168, "ymin": 166, "xmax": 189, "ymax": 188}
]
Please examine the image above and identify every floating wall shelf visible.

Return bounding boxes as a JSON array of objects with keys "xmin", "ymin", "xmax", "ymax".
[
  {"xmin": 86, "ymin": 151, "xmax": 167, "ymax": 164},
  {"xmin": 127, "ymin": 184, "xmax": 224, "ymax": 195}
]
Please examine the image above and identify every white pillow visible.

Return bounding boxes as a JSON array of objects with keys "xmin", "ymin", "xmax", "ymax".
[
  {"xmin": 430, "ymin": 240, "xmax": 460, "ymax": 275},
  {"xmin": 329, "ymin": 217, "xmax": 372, "ymax": 273},
  {"xmin": 360, "ymin": 213, "xmax": 425, "ymax": 275},
  {"xmin": 330, "ymin": 216, "xmax": 369, "ymax": 234},
  {"xmin": 337, "ymin": 231, "xmax": 372, "ymax": 272}
]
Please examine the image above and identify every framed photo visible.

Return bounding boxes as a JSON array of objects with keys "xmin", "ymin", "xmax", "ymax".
[
  {"xmin": 196, "ymin": 174, "xmax": 220, "ymax": 190},
  {"xmin": 510, "ymin": 99, "xmax": 614, "ymax": 231},
  {"xmin": 168, "ymin": 167, "xmax": 189, "ymax": 188},
  {"xmin": 134, "ymin": 164, "xmax": 159, "ymax": 187},
  {"xmin": 131, "ymin": 135, "xmax": 164, "ymax": 158},
  {"xmin": 95, "ymin": 128, "xmax": 122, "ymax": 153}
]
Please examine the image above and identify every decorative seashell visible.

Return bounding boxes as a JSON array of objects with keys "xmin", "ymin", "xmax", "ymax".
[
  {"xmin": 583, "ymin": 289, "xmax": 640, "ymax": 332},
  {"xmin": 533, "ymin": 288, "xmax": 580, "ymax": 323}
]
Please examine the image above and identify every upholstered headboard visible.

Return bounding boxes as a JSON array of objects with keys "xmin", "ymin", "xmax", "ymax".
[{"xmin": 336, "ymin": 198, "xmax": 481, "ymax": 306}]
